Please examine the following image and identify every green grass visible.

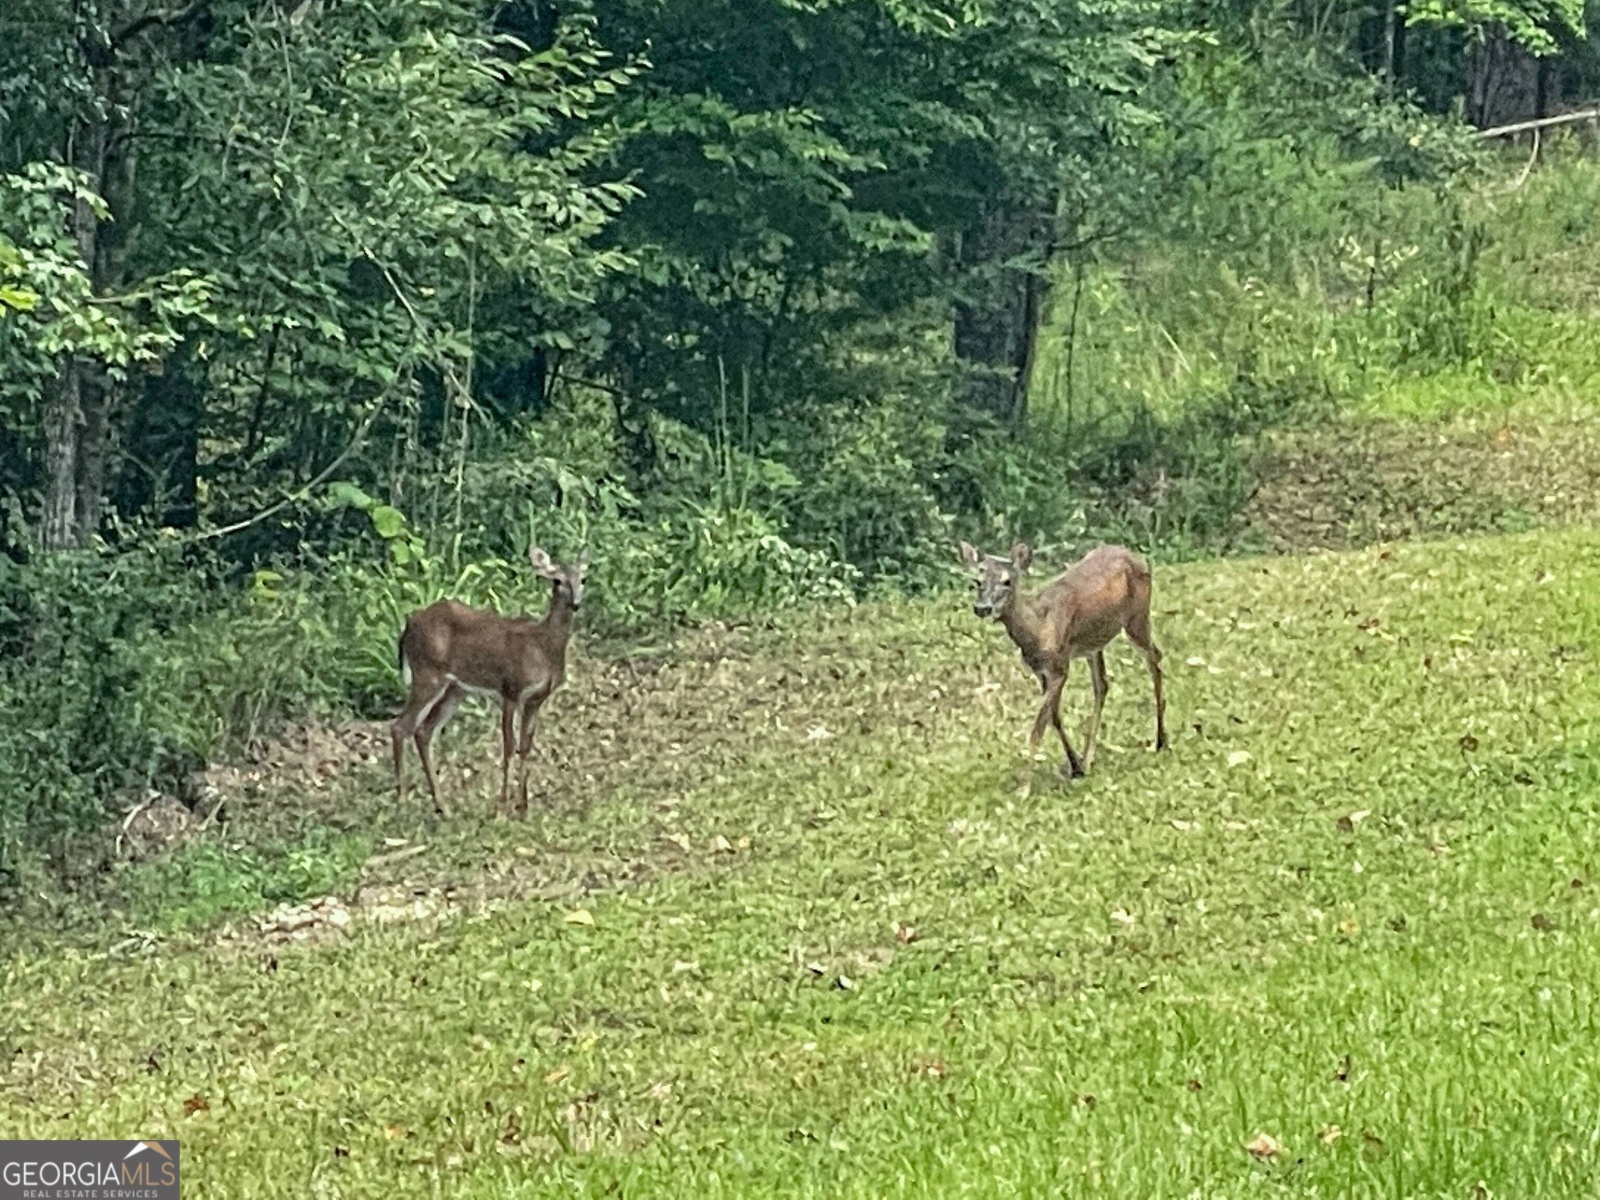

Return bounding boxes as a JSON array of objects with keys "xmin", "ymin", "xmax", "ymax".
[{"xmin": 5, "ymin": 526, "xmax": 1600, "ymax": 1196}]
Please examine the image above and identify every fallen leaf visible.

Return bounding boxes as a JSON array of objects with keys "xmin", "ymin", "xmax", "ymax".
[
  {"xmin": 1319, "ymin": 1124, "xmax": 1343, "ymax": 1145},
  {"xmin": 1532, "ymin": 912, "xmax": 1555, "ymax": 932},
  {"xmin": 1185, "ymin": 1078, "xmax": 1203, "ymax": 1093},
  {"xmin": 1170, "ymin": 818, "xmax": 1198, "ymax": 832},
  {"xmin": 383, "ymin": 1124, "xmax": 410, "ymax": 1141},
  {"xmin": 1459, "ymin": 734, "xmax": 1480, "ymax": 753},
  {"xmin": 563, "ymin": 909, "xmax": 595, "ymax": 926},
  {"xmin": 333, "ymin": 1145, "xmax": 349, "ymax": 1159},
  {"xmin": 648, "ymin": 1080, "xmax": 674, "ymax": 1101},
  {"xmin": 183, "ymin": 1094, "xmax": 210, "ymax": 1117},
  {"xmin": 894, "ymin": 923, "xmax": 919, "ymax": 944},
  {"xmin": 1110, "ymin": 908, "xmax": 1136, "ymax": 927},
  {"xmin": 1245, "ymin": 1131, "xmax": 1282, "ymax": 1159},
  {"xmin": 1334, "ymin": 1053, "xmax": 1353, "ymax": 1083},
  {"xmin": 1338, "ymin": 919, "xmax": 1360, "ymax": 936},
  {"xmin": 1226, "ymin": 750, "xmax": 1251, "ymax": 768},
  {"xmin": 835, "ymin": 974, "xmax": 855, "ymax": 991},
  {"xmin": 662, "ymin": 832, "xmax": 692, "ymax": 852},
  {"xmin": 545, "ymin": 1065, "xmax": 571, "ymax": 1085},
  {"xmin": 710, "ymin": 835, "xmax": 734, "ymax": 854}
]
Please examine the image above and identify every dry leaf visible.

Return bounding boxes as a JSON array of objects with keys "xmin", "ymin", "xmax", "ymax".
[
  {"xmin": 1245, "ymin": 1131, "xmax": 1282, "ymax": 1159},
  {"xmin": 662, "ymin": 832, "xmax": 692, "ymax": 852},
  {"xmin": 183, "ymin": 1093, "xmax": 210, "ymax": 1117},
  {"xmin": 1185, "ymin": 1078, "xmax": 1203, "ymax": 1092},
  {"xmin": 1110, "ymin": 908, "xmax": 1136, "ymax": 927},
  {"xmin": 894, "ymin": 923, "xmax": 919, "ymax": 944},
  {"xmin": 383, "ymin": 1124, "xmax": 410, "ymax": 1141},
  {"xmin": 1170, "ymin": 818, "xmax": 1198, "ymax": 832},
  {"xmin": 545, "ymin": 1065, "xmax": 571, "ymax": 1085},
  {"xmin": 835, "ymin": 974, "xmax": 855, "ymax": 991},
  {"xmin": 1226, "ymin": 750, "xmax": 1251, "ymax": 768},
  {"xmin": 1318, "ymin": 1124, "xmax": 1343, "ymax": 1145},
  {"xmin": 710, "ymin": 835, "xmax": 734, "ymax": 854},
  {"xmin": 1532, "ymin": 912, "xmax": 1555, "ymax": 932},
  {"xmin": 1334, "ymin": 1053, "xmax": 1353, "ymax": 1083},
  {"xmin": 563, "ymin": 909, "xmax": 595, "ymax": 926}
]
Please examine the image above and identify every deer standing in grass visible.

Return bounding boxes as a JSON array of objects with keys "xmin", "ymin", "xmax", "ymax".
[
  {"xmin": 392, "ymin": 546, "xmax": 589, "ymax": 815},
  {"xmin": 960, "ymin": 540, "xmax": 1167, "ymax": 777}
]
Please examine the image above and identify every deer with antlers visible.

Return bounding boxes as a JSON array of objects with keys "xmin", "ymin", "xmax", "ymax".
[
  {"xmin": 959, "ymin": 540, "xmax": 1167, "ymax": 778},
  {"xmin": 392, "ymin": 545, "xmax": 589, "ymax": 815}
]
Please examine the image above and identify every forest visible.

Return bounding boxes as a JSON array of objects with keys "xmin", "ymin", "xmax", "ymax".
[{"xmin": 2, "ymin": 0, "xmax": 1593, "ymax": 880}]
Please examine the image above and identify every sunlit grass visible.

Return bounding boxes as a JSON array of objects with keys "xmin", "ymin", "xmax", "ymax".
[{"xmin": 5, "ymin": 527, "xmax": 1600, "ymax": 1195}]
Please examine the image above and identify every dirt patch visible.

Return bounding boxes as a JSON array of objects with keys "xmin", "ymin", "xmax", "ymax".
[{"xmin": 1243, "ymin": 415, "xmax": 1600, "ymax": 553}]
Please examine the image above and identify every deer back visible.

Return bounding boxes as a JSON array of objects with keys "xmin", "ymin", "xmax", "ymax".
[
  {"xmin": 1030, "ymin": 547, "xmax": 1149, "ymax": 662},
  {"xmin": 404, "ymin": 600, "xmax": 564, "ymax": 697}
]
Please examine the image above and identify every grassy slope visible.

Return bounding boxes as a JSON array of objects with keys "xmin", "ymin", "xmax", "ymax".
[{"xmin": 6, "ymin": 526, "xmax": 1600, "ymax": 1196}]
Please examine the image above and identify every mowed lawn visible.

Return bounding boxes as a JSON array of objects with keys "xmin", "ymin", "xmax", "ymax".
[{"xmin": 6, "ymin": 528, "xmax": 1600, "ymax": 1197}]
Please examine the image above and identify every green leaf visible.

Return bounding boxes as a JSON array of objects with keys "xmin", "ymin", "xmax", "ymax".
[{"xmin": 370, "ymin": 505, "xmax": 408, "ymax": 540}]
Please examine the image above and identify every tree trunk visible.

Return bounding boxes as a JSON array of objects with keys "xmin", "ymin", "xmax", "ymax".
[
  {"xmin": 40, "ymin": 369, "xmax": 83, "ymax": 550},
  {"xmin": 41, "ymin": 59, "xmax": 114, "ymax": 550},
  {"xmin": 953, "ymin": 203, "xmax": 1048, "ymax": 436}
]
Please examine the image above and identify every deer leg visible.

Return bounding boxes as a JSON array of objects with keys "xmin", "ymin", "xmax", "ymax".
[
  {"xmin": 1042, "ymin": 667, "xmax": 1084, "ymax": 778},
  {"xmin": 514, "ymin": 694, "xmax": 546, "ymax": 816},
  {"xmin": 413, "ymin": 683, "xmax": 463, "ymax": 815},
  {"xmin": 498, "ymin": 697, "xmax": 517, "ymax": 815},
  {"xmin": 1028, "ymin": 672, "xmax": 1058, "ymax": 756},
  {"xmin": 1126, "ymin": 612, "xmax": 1167, "ymax": 751},
  {"xmin": 1083, "ymin": 651, "xmax": 1109, "ymax": 772},
  {"xmin": 392, "ymin": 676, "xmax": 449, "ymax": 807}
]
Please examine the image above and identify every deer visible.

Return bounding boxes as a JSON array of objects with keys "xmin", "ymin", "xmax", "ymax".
[
  {"xmin": 959, "ymin": 540, "xmax": 1167, "ymax": 778},
  {"xmin": 391, "ymin": 545, "xmax": 589, "ymax": 816}
]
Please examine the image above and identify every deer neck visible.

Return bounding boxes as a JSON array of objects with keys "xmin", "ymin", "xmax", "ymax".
[
  {"xmin": 999, "ymin": 593, "xmax": 1048, "ymax": 666},
  {"xmin": 538, "ymin": 583, "xmax": 578, "ymax": 658}
]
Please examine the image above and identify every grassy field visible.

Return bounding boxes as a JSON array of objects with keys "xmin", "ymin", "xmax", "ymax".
[{"xmin": 5, "ymin": 524, "xmax": 1600, "ymax": 1196}]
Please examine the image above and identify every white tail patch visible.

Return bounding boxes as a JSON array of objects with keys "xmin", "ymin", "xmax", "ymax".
[{"xmin": 400, "ymin": 647, "xmax": 413, "ymax": 687}]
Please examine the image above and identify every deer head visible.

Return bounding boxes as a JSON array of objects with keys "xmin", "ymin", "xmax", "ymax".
[
  {"xmin": 959, "ymin": 540, "xmax": 1032, "ymax": 621},
  {"xmin": 528, "ymin": 545, "xmax": 591, "ymax": 611}
]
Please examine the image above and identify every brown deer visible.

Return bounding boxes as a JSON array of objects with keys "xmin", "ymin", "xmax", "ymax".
[
  {"xmin": 392, "ymin": 545, "xmax": 589, "ymax": 815},
  {"xmin": 959, "ymin": 540, "xmax": 1167, "ymax": 777}
]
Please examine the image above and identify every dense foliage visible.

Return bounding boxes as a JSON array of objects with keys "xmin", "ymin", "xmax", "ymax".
[{"xmin": 1, "ymin": 0, "xmax": 1596, "ymax": 878}]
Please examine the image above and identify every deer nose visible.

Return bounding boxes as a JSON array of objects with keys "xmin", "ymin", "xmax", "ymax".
[{"xmin": 973, "ymin": 604, "xmax": 992, "ymax": 618}]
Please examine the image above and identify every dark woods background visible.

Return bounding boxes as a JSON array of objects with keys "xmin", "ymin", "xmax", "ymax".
[{"xmin": 1, "ymin": 0, "xmax": 1597, "ymax": 877}]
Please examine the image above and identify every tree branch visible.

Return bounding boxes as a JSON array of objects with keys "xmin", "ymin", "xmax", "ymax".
[{"xmin": 111, "ymin": 0, "xmax": 208, "ymax": 51}]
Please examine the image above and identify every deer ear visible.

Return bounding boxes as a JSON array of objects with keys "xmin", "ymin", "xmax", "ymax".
[
  {"xmin": 958, "ymin": 541, "xmax": 981, "ymax": 567},
  {"xmin": 1009, "ymin": 542, "xmax": 1032, "ymax": 571},
  {"xmin": 528, "ymin": 546, "xmax": 559, "ymax": 579},
  {"xmin": 576, "ymin": 547, "xmax": 591, "ymax": 572}
]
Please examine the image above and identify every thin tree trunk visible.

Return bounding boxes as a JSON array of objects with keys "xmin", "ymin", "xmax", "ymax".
[
  {"xmin": 953, "ymin": 203, "xmax": 1049, "ymax": 436},
  {"xmin": 40, "ymin": 369, "xmax": 83, "ymax": 550}
]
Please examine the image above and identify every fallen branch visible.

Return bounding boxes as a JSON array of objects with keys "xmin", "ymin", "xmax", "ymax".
[{"xmin": 1478, "ymin": 106, "xmax": 1600, "ymax": 139}]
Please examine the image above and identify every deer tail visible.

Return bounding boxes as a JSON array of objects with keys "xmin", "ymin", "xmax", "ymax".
[{"xmin": 397, "ymin": 624, "xmax": 411, "ymax": 684}]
